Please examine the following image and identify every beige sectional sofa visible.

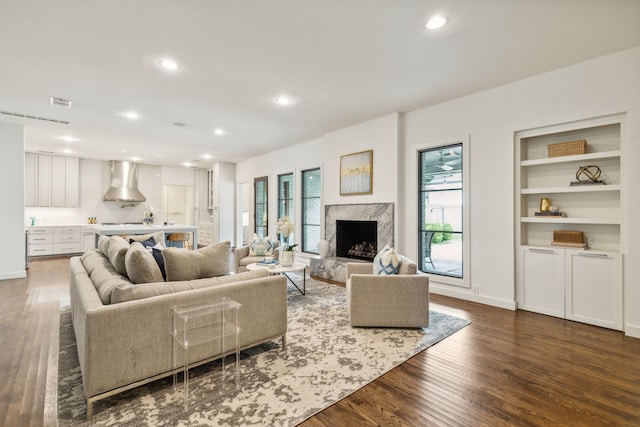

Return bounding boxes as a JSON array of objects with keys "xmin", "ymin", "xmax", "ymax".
[{"xmin": 69, "ymin": 237, "xmax": 288, "ymax": 419}]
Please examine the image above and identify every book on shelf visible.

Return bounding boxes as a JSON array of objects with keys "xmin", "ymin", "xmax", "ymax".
[
  {"xmin": 550, "ymin": 241, "xmax": 587, "ymax": 249},
  {"xmin": 534, "ymin": 212, "xmax": 565, "ymax": 216},
  {"xmin": 569, "ymin": 180, "xmax": 605, "ymax": 186}
]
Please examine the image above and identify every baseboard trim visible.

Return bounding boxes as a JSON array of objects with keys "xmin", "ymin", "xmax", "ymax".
[
  {"xmin": 624, "ymin": 324, "xmax": 640, "ymax": 339},
  {"xmin": 430, "ymin": 285, "xmax": 517, "ymax": 311},
  {"xmin": 0, "ymin": 270, "xmax": 27, "ymax": 280}
]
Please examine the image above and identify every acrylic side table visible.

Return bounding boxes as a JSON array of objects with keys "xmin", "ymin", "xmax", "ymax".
[{"xmin": 171, "ymin": 298, "xmax": 241, "ymax": 407}]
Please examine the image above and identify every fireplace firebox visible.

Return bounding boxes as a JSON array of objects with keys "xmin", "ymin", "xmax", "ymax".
[{"xmin": 336, "ymin": 220, "xmax": 377, "ymax": 261}]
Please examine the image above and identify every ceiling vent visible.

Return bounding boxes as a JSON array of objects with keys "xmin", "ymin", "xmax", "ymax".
[
  {"xmin": 49, "ymin": 96, "xmax": 72, "ymax": 108},
  {"xmin": 0, "ymin": 111, "xmax": 70, "ymax": 125}
]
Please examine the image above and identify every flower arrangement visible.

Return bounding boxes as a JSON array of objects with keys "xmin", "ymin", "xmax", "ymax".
[
  {"xmin": 143, "ymin": 203, "xmax": 155, "ymax": 225},
  {"xmin": 276, "ymin": 216, "xmax": 297, "ymax": 251}
]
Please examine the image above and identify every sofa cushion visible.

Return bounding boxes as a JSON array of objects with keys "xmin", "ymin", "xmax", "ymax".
[
  {"xmin": 107, "ymin": 236, "xmax": 130, "ymax": 277},
  {"xmin": 80, "ymin": 249, "xmax": 111, "ymax": 276},
  {"xmin": 125, "ymin": 231, "xmax": 166, "ymax": 246},
  {"xmin": 110, "ymin": 269, "xmax": 269, "ymax": 304},
  {"xmin": 373, "ymin": 245, "xmax": 401, "ymax": 275},
  {"xmin": 89, "ymin": 262, "xmax": 131, "ymax": 305},
  {"xmin": 163, "ymin": 241, "xmax": 231, "ymax": 281},
  {"xmin": 125, "ymin": 242, "xmax": 165, "ymax": 284},
  {"xmin": 249, "ymin": 234, "xmax": 274, "ymax": 256},
  {"xmin": 97, "ymin": 235, "xmax": 111, "ymax": 256}
]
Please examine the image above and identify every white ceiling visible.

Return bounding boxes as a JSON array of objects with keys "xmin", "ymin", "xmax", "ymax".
[{"xmin": 1, "ymin": 0, "xmax": 639, "ymax": 168}]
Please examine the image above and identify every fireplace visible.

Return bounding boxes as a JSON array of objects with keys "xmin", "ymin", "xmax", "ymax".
[{"xmin": 336, "ymin": 220, "xmax": 377, "ymax": 261}]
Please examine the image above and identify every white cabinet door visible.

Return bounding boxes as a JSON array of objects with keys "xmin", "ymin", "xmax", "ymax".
[
  {"xmin": 82, "ymin": 232, "xmax": 96, "ymax": 251},
  {"xmin": 65, "ymin": 157, "xmax": 79, "ymax": 207},
  {"xmin": 565, "ymin": 250, "xmax": 623, "ymax": 331},
  {"xmin": 51, "ymin": 156, "xmax": 67, "ymax": 207},
  {"xmin": 37, "ymin": 154, "xmax": 52, "ymax": 207},
  {"xmin": 518, "ymin": 246, "xmax": 565, "ymax": 318},
  {"xmin": 25, "ymin": 153, "xmax": 38, "ymax": 207}
]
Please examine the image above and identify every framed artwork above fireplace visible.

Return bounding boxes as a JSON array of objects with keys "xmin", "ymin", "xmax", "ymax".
[{"xmin": 340, "ymin": 149, "xmax": 373, "ymax": 196}]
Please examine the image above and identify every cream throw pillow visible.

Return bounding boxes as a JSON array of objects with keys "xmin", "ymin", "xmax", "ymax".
[
  {"xmin": 125, "ymin": 242, "xmax": 164, "ymax": 284},
  {"xmin": 249, "ymin": 234, "xmax": 274, "ymax": 256},
  {"xmin": 163, "ymin": 241, "xmax": 231, "ymax": 281}
]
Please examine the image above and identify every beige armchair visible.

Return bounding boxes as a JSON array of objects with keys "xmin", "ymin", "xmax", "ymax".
[
  {"xmin": 346, "ymin": 255, "xmax": 429, "ymax": 328},
  {"xmin": 234, "ymin": 241, "xmax": 280, "ymax": 273}
]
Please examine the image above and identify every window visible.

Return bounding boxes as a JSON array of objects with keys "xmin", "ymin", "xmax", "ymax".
[
  {"xmin": 301, "ymin": 168, "xmax": 321, "ymax": 254},
  {"xmin": 418, "ymin": 143, "xmax": 464, "ymax": 280},
  {"xmin": 277, "ymin": 173, "xmax": 294, "ymax": 242},
  {"xmin": 254, "ymin": 176, "xmax": 268, "ymax": 238}
]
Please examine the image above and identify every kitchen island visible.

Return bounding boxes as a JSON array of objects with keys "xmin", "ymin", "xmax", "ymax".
[{"xmin": 94, "ymin": 224, "xmax": 198, "ymax": 249}]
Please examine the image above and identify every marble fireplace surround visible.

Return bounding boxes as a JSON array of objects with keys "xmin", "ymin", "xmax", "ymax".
[{"xmin": 311, "ymin": 203, "xmax": 394, "ymax": 283}]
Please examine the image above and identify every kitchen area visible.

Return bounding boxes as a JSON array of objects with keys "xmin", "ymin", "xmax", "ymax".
[{"xmin": 24, "ymin": 156, "xmax": 216, "ymax": 266}]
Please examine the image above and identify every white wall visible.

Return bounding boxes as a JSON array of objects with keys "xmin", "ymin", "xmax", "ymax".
[
  {"xmin": 236, "ymin": 113, "xmax": 400, "ymax": 247},
  {"xmin": 0, "ymin": 123, "xmax": 26, "ymax": 279},
  {"xmin": 402, "ymin": 46, "xmax": 640, "ymax": 335}
]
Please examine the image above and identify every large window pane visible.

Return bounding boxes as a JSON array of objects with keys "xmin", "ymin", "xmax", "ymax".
[
  {"xmin": 302, "ymin": 168, "xmax": 321, "ymax": 254},
  {"xmin": 419, "ymin": 144, "xmax": 463, "ymax": 277},
  {"xmin": 254, "ymin": 176, "xmax": 268, "ymax": 238},
  {"xmin": 277, "ymin": 173, "xmax": 294, "ymax": 242}
]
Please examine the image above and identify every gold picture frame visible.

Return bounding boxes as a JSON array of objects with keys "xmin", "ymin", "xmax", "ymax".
[{"xmin": 340, "ymin": 150, "xmax": 373, "ymax": 196}]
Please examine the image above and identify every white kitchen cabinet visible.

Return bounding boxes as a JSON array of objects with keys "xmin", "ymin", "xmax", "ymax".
[
  {"xmin": 25, "ymin": 153, "xmax": 79, "ymax": 208},
  {"xmin": 515, "ymin": 114, "xmax": 625, "ymax": 331},
  {"xmin": 54, "ymin": 226, "xmax": 81, "ymax": 254},
  {"xmin": 28, "ymin": 226, "xmax": 54, "ymax": 256},
  {"xmin": 198, "ymin": 222, "xmax": 213, "ymax": 247},
  {"xmin": 81, "ymin": 226, "xmax": 96, "ymax": 251},
  {"xmin": 37, "ymin": 154, "xmax": 52, "ymax": 207},
  {"xmin": 565, "ymin": 250, "xmax": 622, "ymax": 330},
  {"xmin": 25, "ymin": 153, "xmax": 38, "ymax": 207}
]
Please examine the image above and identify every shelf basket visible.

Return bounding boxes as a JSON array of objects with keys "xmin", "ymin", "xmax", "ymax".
[
  {"xmin": 553, "ymin": 230, "xmax": 584, "ymax": 244},
  {"xmin": 547, "ymin": 139, "xmax": 586, "ymax": 158}
]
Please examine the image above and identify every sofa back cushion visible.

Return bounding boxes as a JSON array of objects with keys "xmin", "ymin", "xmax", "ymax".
[
  {"xmin": 110, "ymin": 269, "xmax": 268, "ymax": 304},
  {"xmin": 163, "ymin": 241, "xmax": 231, "ymax": 281},
  {"xmin": 107, "ymin": 236, "xmax": 130, "ymax": 277},
  {"xmin": 97, "ymin": 235, "xmax": 111, "ymax": 256},
  {"xmin": 125, "ymin": 242, "xmax": 165, "ymax": 284},
  {"xmin": 89, "ymin": 261, "xmax": 131, "ymax": 304}
]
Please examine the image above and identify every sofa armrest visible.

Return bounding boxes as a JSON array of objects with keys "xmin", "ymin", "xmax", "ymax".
[
  {"xmin": 233, "ymin": 245, "xmax": 251, "ymax": 273},
  {"xmin": 348, "ymin": 274, "xmax": 429, "ymax": 328}
]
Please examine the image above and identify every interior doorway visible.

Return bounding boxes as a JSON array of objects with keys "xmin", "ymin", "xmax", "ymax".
[{"xmin": 164, "ymin": 184, "xmax": 193, "ymax": 247}]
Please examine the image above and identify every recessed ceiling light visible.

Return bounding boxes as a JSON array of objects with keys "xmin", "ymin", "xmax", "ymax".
[
  {"xmin": 125, "ymin": 111, "xmax": 139, "ymax": 120},
  {"xmin": 213, "ymin": 128, "xmax": 225, "ymax": 135},
  {"xmin": 62, "ymin": 145, "xmax": 74, "ymax": 154},
  {"xmin": 129, "ymin": 156, "xmax": 142, "ymax": 162},
  {"xmin": 182, "ymin": 162, "xmax": 193, "ymax": 168},
  {"xmin": 426, "ymin": 16, "xmax": 448, "ymax": 30},
  {"xmin": 159, "ymin": 59, "xmax": 179, "ymax": 70},
  {"xmin": 200, "ymin": 154, "xmax": 213, "ymax": 160},
  {"xmin": 58, "ymin": 135, "xmax": 77, "ymax": 142},
  {"xmin": 274, "ymin": 95, "xmax": 293, "ymax": 106}
]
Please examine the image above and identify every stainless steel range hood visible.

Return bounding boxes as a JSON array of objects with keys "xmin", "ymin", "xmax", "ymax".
[{"xmin": 102, "ymin": 160, "xmax": 147, "ymax": 202}]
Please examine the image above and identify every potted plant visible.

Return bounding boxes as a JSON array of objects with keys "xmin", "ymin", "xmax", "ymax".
[{"xmin": 276, "ymin": 216, "xmax": 297, "ymax": 266}]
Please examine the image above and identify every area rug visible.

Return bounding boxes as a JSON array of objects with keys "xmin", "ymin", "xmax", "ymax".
[{"xmin": 57, "ymin": 276, "xmax": 470, "ymax": 426}]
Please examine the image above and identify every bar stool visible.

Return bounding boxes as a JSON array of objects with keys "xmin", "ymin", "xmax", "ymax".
[{"xmin": 166, "ymin": 233, "xmax": 191, "ymax": 250}]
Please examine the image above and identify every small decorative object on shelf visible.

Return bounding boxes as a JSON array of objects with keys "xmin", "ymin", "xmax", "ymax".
[
  {"xmin": 551, "ymin": 230, "xmax": 586, "ymax": 248},
  {"xmin": 143, "ymin": 203, "xmax": 155, "ymax": 225},
  {"xmin": 570, "ymin": 165, "xmax": 605, "ymax": 186},
  {"xmin": 547, "ymin": 139, "xmax": 586, "ymax": 157},
  {"xmin": 539, "ymin": 197, "xmax": 551, "ymax": 212}
]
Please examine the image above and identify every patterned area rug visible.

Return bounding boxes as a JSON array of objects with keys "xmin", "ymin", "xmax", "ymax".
[{"xmin": 58, "ymin": 276, "xmax": 470, "ymax": 426}]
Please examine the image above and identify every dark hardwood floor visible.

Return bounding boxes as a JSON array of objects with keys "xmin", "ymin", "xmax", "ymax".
[{"xmin": 1, "ymin": 257, "xmax": 639, "ymax": 426}]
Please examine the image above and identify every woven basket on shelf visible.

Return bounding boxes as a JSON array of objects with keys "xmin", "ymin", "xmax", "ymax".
[
  {"xmin": 553, "ymin": 230, "xmax": 584, "ymax": 244},
  {"xmin": 547, "ymin": 139, "xmax": 586, "ymax": 158}
]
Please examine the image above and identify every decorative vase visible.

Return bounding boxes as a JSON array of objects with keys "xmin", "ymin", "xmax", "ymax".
[
  {"xmin": 539, "ymin": 197, "xmax": 551, "ymax": 212},
  {"xmin": 318, "ymin": 238, "xmax": 329, "ymax": 259},
  {"xmin": 281, "ymin": 250, "xmax": 294, "ymax": 267}
]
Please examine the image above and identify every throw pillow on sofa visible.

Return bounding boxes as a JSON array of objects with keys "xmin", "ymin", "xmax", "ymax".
[
  {"xmin": 373, "ymin": 245, "xmax": 401, "ymax": 275},
  {"xmin": 249, "ymin": 234, "xmax": 274, "ymax": 256},
  {"xmin": 108, "ymin": 236, "xmax": 130, "ymax": 277},
  {"xmin": 125, "ymin": 242, "xmax": 165, "ymax": 284},
  {"xmin": 163, "ymin": 241, "xmax": 231, "ymax": 281}
]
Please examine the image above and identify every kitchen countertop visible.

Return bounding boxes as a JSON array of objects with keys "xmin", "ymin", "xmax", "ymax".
[{"xmin": 93, "ymin": 224, "xmax": 198, "ymax": 249}]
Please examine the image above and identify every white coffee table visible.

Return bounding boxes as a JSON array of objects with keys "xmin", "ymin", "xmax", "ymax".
[{"xmin": 246, "ymin": 262, "xmax": 307, "ymax": 295}]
